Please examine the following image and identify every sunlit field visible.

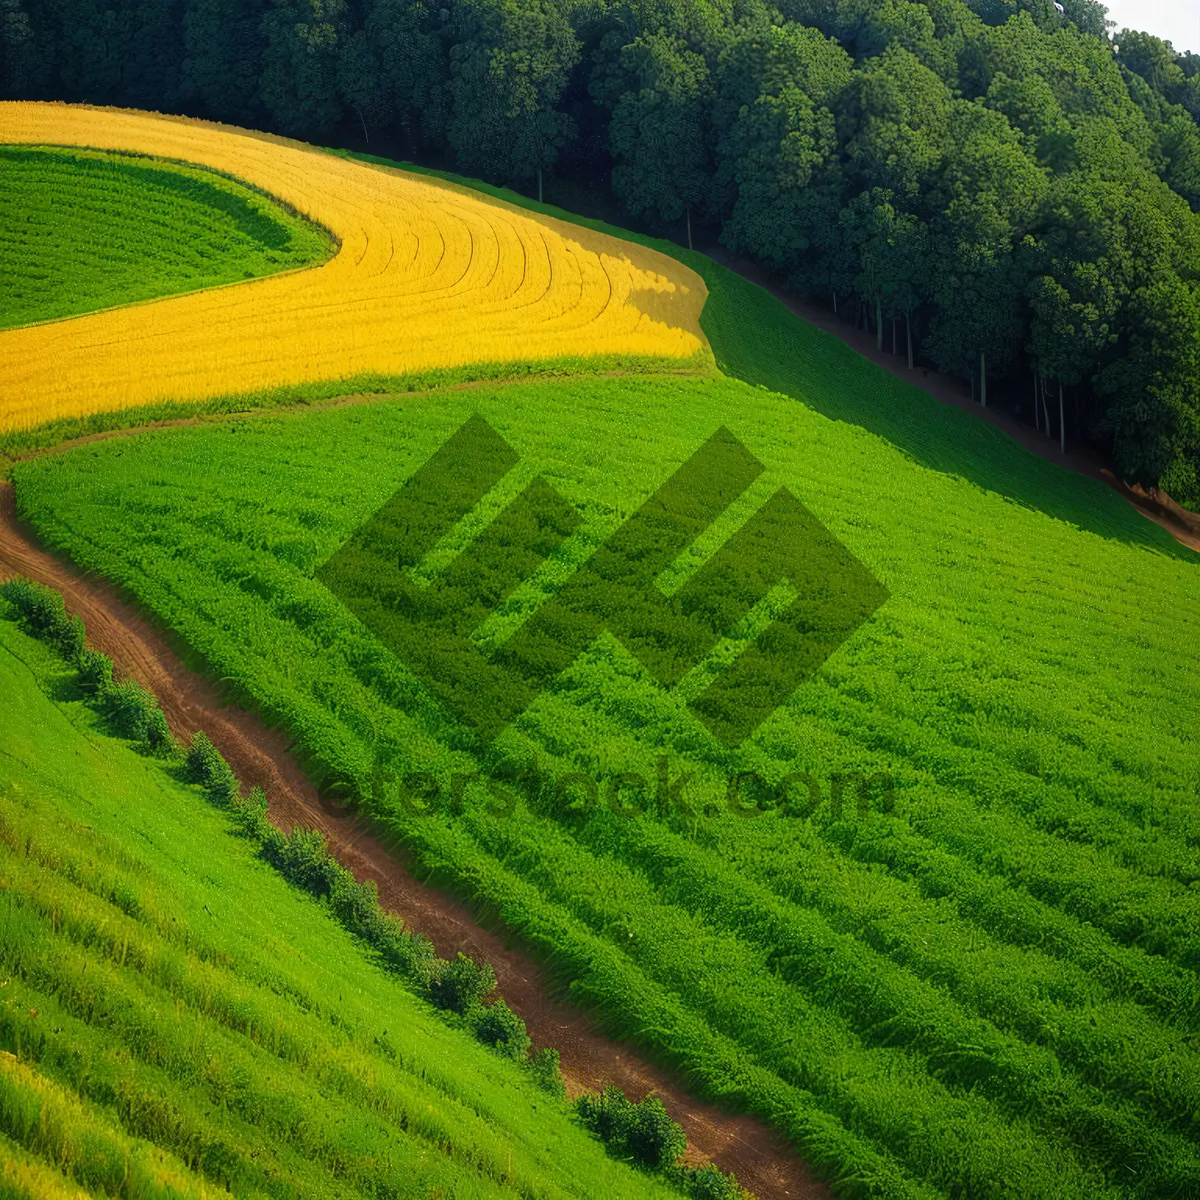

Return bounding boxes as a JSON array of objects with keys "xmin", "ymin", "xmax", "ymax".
[{"xmin": 0, "ymin": 103, "xmax": 706, "ymax": 433}]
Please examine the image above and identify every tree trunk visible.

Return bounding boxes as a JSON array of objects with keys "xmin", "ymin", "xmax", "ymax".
[
  {"xmin": 538, "ymin": 168, "xmax": 543, "ymax": 204},
  {"xmin": 892, "ymin": 318, "xmax": 897, "ymax": 355},
  {"xmin": 1041, "ymin": 373, "xmax": 1052, "ymax": 434},
  {"xmin": 833, "ymin": 292, "xmax": 838, "ymax": 315},
  {"xmin": 906, "ymin": 311, "xmax": 913, "ymax": 369},
  {"xmin": 356, "ymin": 106, "xmax": 369, "ymax": 145},
  {"xmin": 1033, "ymin": 368, "xmax": 1040, "ymax": 432},
  {"xmin": 1059, "ymin": 380, "xmax": 1066, "ymax": 454},
  {"xmin": 980, "ymin": 351, "xmax": 987, "ymax": 407},
  {"xmin": 686, "ymin": 208, "xmax": 693, "ymax": 251},
  {"xmin": 876, "ymin": 297, "xmax": 883, "ymax": 351}
]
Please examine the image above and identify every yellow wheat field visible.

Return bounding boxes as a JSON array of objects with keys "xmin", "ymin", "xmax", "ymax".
[{"xmin": 0, "ymin": 103, "xmax": 708, "ymax": 433}]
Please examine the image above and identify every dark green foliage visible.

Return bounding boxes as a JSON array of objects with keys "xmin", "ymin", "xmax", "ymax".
[
  {"xmin": 103, "ymin": 679, "xmax": 173, "ymax": 753},
  {"xmin": 577, "ymin": 1087, "xmax": 688, "ymax": 1171},
  {"xmin": 0, "ymin": 576, "xmax": 84, "ymax": 660},
  {"xmin": 76, "ymin": 648, "xmax": 114, "ymax": 695},
  {"xmin": 471, "ymin": 998, "xmax": 532, "ymax": 1060},
  {"xmin": 430, "ymin": 952, "xmax": 497, "ymax": 1014},
  {"xmin": 676, "ymin": 1164, "xmax": 744, "ymax": 1199},
  {"xmin": 530, "ymin": 1045, "xmax": 566, "ymax": 1096},
  {"xmin": 184, "ymin": 730, "xmax": 239, "ymax": 800}
]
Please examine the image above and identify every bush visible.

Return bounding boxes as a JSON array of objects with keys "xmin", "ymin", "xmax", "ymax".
[
  {"xmin": 104, "ymin": 678, "xmax": 173, "ymax": 753},
  {"xmin": 529, "ymin": 1045, "xmax": 565, "ymax": 1097},
  {"xmin": 429, "ymin": 953, "xmax": 496, "ymax": 1014},
  {"xmin": 680, "ymin": 1165, "xmax": 743, "ymax": 1200},
  {"xmin": 329, "ymin": 869, "xmax": 385, "ymax": 939},
  {"xmin": 184, "ymin": 731, "xmax": 239, "ymax": 800},
  {"xmin": 230, "ymin": 785, "xmax": 271, "ymax": 839},
  {"xmin": 265, "ymin": 826, "xmax": 343, "ymax": 897},
  {"xmin": 0, "ymin": 576, "xmax": 85, "ymax": 661},
  {"xmin": 577, "ymin": 1087, "xmax": 686, "ymax": 1172},
  {"xmin": 77, "ymin": 648, "xmax": 114, "ymax": 695},
  {"xmin": 471, "ymin": 998, "xmax": 531, "ymax": 1060}
]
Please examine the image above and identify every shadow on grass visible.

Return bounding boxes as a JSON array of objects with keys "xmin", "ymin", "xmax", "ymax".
[{"xmin": 342, "ymin": 148, "xmax": 1194, "ymax": 564}]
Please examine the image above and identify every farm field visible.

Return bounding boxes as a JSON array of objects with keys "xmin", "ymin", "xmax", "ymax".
[
  {"xmin": 14, "ymin": 354, "xmax": 1200, "ymax": 1200},
  {"xmin": 0, "ymin": 103, "xmax": 707, "ymax": 436},
  {"xmin": 0, "ymin": 613, "xmax": 687, "ymax": 1200},
  {"xmin": 3, "ymin": 114, "xmax": 1200, "ymax": 1200},
  {"xmin": 0, "ymin": 145, "xmax": 334, "ymax": 330}
]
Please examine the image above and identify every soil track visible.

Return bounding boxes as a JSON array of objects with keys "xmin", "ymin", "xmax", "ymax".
[{"xmin": 0, "ymin": 480, "xmax": 828, "ymax": 1200}]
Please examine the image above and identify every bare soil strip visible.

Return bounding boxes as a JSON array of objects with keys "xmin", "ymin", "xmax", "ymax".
[{"xmin": 0, "ymin": 480, "xmax": 828, "ymax": 1200}]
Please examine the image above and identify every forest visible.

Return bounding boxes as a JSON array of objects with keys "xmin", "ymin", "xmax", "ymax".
[{"xmin": 2, "ymin": 0, "xmax": 1200, "ymax": 504}]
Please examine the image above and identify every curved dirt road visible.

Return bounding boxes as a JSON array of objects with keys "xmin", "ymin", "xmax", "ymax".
[{"xmin": 0, "ymin": 480, "xmax": 828, "ymax": 1200}]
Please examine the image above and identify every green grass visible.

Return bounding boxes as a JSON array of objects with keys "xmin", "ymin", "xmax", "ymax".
[
  {"xmin": 7, "ymin": 144, "xmax": 1200, "ymax": 1199},
  {"xmin": 0, "ymin": 615, "xmax": 685, "ymax": 1200},
  {"xmin": 13, "ymin": 364, "xmax": 1200, "ymax": 1200},
  {"xmin": 0, "ymin": 145, "xmax": 334, "ymax": 329}
]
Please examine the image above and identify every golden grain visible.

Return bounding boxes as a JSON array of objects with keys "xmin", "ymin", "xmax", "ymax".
[{"xmin": 0, "ymin": 103, "xmax": 708, "ymax": 432}]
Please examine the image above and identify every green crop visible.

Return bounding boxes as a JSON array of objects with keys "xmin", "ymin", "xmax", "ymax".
[
  {"xmin": 0, "ymin": 617, "xmax": 685, "ymax": 1200},
  {"xmin": 0, "ymin": 145, "xmax": 333, "ymax": 330}
]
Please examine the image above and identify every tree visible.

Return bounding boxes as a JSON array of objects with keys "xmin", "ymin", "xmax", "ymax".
[
  {"xmin": 0, "ymin": 0, "xmax": 44, "ymax": 95},
  {"xmin": 181, "ymin": 0, "xmax": 267, "ymax": 124},
  {"xmin": 338, "ymin": 0, "xmax": 446, "ymax": 148},
  {"xmin": 608, "ymin": 33, "xmax": 710, "ymax": 237},
  {"xmin": 259, "ymin": 0, "xmax": 347, "ymax": 139},
  {"xmin": 447, "ymin": 0, "xmax": 579, "ymax": 192}
]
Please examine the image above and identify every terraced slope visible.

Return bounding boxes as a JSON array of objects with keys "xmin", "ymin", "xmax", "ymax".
[
  {"xmin": 0, "ymin": 145, "xmax": 333, "ymax": 329},
  {"xmin": 0, "ymin": 102, "xmax": 707, "ymax": 434},
  {"xmin": 0, "ymin": 615, "xmax": 684, "ymax": 1200}
]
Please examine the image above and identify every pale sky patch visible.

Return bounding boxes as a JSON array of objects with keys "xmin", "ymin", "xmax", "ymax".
[{"xmin": 1101, "ymin": 0, "xmax": 1198, "ymax": 54}]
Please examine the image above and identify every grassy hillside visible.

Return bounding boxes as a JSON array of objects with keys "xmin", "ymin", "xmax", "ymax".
[
  {"xmin": 0, "ymin": 613, "xmax": 686, "ymax": 1200},
  {"xmin": 6, "ymin": 141, "xmax": 1200, "ymax": 1199},
  {"xmin": 0, "ymin": 145, "xmax": 333, "ymax": 330},
  {"xmin": 13, "ymin": 357, "xmax": 1200, "ymax": 1199}
]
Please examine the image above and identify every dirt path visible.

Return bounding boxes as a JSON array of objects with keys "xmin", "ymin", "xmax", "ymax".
[
  {"xmin": 0, "ymin": 480, "xmax": 827, "ymax": 1200},
  {"xmin": 708, "ymin": 249, "xmax": 1200, "ymax": 555}
]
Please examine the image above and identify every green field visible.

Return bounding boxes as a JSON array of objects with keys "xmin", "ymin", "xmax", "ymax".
[
  {"xmin": 0, "ymin": 612, "xmax": 694, "ymax": 1200},
  {"xmin": 0, "ymin": 146, "xmax": 333, "ymax": 329},
  {"xmin": 13, "ymin": 231, "xmax": 1200, "ymax": 1199},
  {"xmin": 6, "ymin": 147, "xmax": 1200, "ymax": 1200}
]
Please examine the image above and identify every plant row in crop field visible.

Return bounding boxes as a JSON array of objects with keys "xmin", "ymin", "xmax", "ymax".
[
  {"xmin": 0, "ymin": 103, "xmax": 708, "ymax": 434},
  {"xmin": 15, "ymin": 362, "xmax": 1200, "ymax": 1199},
  {"xmin": 0, "ymin": 144, "xmax": 334, "ymax": 331},
  {"xmin": 0, "ymin": 606, "xmax": 720, "ymax": 1200}
]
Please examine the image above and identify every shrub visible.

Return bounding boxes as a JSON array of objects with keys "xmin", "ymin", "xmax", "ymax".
[
  {"xmin": 330, "ymin": 871, "xmax": 388, "ymax": 941},
  {"xmin": 680, "ymin": 1164, "xmax": 743, "ymax": 1200},
  {"xmin": 104, "ymin": 678, "xmax": 173, "ymax": 753},
  {"xmin": 230, "ymin": 785, "xmax": 271, "ymax": 839},
  {"xmin": 429, "ymin": 953, "xmax": 497, "ymax": 1014},
  {"xmin": 471, "ymin": 998, "xmax": 531, "ymax": 1060},
  {"xmin": 77, "ymin": 648, "xmax": 114, "ymax": 695},
  {"xmin": 577, "ymin": 1087, "xmax": 686, "ymax": 1171},
  {"xmin": 184, "ymin": 731, "xmax": 239, "ymax": 800},
  {"xmin": 265, "ymin": 826, "xmax": 342, "ymax": 897},
  {"xmin": 529, "ymin": 1046, "xmax": 565, "ymax": 1097},
  {"xmin": 0, "ymin": 576, "xmax": 85, "ymax": 661}
]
